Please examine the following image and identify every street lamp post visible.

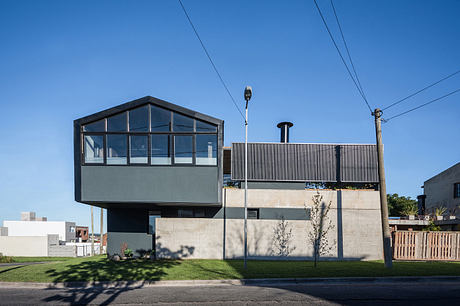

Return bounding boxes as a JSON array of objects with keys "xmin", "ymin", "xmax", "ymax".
[{"xmin": 244, "ymin": 86, "xmax": 252, "ymax": 269}]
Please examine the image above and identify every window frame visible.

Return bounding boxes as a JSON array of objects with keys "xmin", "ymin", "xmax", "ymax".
[
  {"xmin": 80, "ymin": 104, "xmax": 218, "ymax": 167},
  {"xmin": 247, "ymin": 208, "xmax": 260, "ymax": 220}
]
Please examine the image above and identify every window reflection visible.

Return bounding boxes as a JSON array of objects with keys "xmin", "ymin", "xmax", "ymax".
[
  {"xmin": 107, "ymin": 135, "xmax": 127, "ymax": 164},
  {"xmin": 196, "ymin": 135, "xmax": 217, "ymax": 165},
  {"xmin": 84, "ymin": 135, "xmax": 104, "ymax": 163},
  {"xmin": 173, "ymin": 113, "xmax": 194, "ymax": 132},
  {"xmin": 129, "ymin": 106, "xmax": 149, "ymax": 132},
  {"xmin": 174, "ymin": 135, "xmax": 193, "ymax": 164},
  {"xmin": 151, "ymin": 105, "xmax": 171, "ymax": 131},
  {"xmin": 130, "ymin": 135, "xmax": 148, "ymax": 164},
  {"xmin": 107, "ymin": 112, "xmax": 127, "ymax": 132},
  {"xmin": 151, "ymin": 135, "xmax": 171, "ymax": 165},
  {"xmin": 83, "ymin": 119, "xmax": 105, "ymax": 132},
  {"xmin": 196, "ymin": 120, "xmax": 217, "ymax": 132}
]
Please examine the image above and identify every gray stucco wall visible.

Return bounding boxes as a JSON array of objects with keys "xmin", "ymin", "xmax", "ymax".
[
  {"xmin": 107, "ymin": 208, "xmax": 153, "ymax": 257},
  {"xmin": 424, "ymin": 163, "xmax": 460, "ymax": 216},
  {"xmin": 80, "ymin": 166, "xmax": 219, "ymax": 204}
]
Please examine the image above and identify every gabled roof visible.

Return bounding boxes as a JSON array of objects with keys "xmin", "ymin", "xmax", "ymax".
[
  {"xmin": 424, "ymin": 162, "xmax": 460, "ymax": 184},
  {"xmin": 74, "ymin": 96, "xmax": 223, "ymax": 126}
]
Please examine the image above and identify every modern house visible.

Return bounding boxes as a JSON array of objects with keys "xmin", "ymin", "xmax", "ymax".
[
  {"xmin": 74, "ymin": 96, "xmax": 384, "ymax": 260},
  {"xmin": 420, "ymin": 162, "xmax": 460, "ymax": 218}
]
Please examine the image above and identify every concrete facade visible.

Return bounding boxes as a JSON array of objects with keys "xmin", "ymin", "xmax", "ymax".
[
  {"xmin": 155, "ymin": 189, "xmax": 383, "ymax": 260},
  {"xmin": 3, "ymin": 221, "xmax": 76, "ymax": 242},
  {"xmin": 424, "ymin": 162, "xmax": 460, "ymax": 217}
]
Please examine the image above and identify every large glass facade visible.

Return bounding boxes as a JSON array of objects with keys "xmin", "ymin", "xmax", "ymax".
[
  {"xmin": 107, "ymin": 135, "xmax": 127, "ymax": 164},
  {"xmin": 81, "ymin": 103, "xmax": 218, "ymax": 166},
  {"xmin": 84, "ymin": 135, "xmax": 104, "ymax": 163},
  {"xmin": 196, "ymin": 134, "xmax": 217, "ymax": 165},
  {"xmin": 174, "ymin": 135, "xmax": 193, "ymax": 164},
  {"xmin": 130, "ymin": 135, "xmax": 148, "ymax": 164},
  {"xmin": 151, "ymin": 135, "xmax": 171, "ymax": 165}
]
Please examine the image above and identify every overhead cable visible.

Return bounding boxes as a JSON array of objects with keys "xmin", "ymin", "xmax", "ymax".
[
  {"xmin": 382, "ymin": 68, "xmax": 460, "ymax": 111},
  {"xmin": 178, "ymin": 0, "xmax": 245, "ymax": 120},
  {"xmin": 313, "ymin": 0, "xmax": 373, "ymax": 114},
  {"xmin": 384, "ymin": 87, "xmax": 460, "ymax": 122}
]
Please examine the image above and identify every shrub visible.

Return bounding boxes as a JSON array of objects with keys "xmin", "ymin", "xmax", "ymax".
[
  {"xmin": 124, "ymin": 248, "xmax": 133, "ymax": 258},
  {"xmin": 0, "ymin": 253, "xmax": 14, "ymax": 263}
]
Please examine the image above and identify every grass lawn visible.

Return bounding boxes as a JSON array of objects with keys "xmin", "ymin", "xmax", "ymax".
[{"xmin": 1, "ymin": 256, "xmax": 460, "ymax": 283}]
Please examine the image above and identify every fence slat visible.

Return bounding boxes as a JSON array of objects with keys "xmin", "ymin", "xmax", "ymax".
[{"xmin": 393, "ymin": 231, "xmax": 460, "ymax": 261}]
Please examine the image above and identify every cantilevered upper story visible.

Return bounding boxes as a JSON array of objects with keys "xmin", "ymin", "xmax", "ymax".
[{"xmin": 74, "ymin": 96, "xmax": 224, "ymax": 207}]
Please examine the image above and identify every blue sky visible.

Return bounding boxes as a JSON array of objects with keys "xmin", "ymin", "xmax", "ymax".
[{"xmin": 1, "ymin": 0, "xmax": 459, "ymax": 229}]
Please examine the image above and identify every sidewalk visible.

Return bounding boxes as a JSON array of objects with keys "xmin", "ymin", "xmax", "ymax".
[{"xmin": 1, "ymin": 275, "xmax": 460, "ymax": 289}]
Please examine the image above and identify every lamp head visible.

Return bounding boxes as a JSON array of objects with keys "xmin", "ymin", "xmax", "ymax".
[{"xmin": 244, "ymin": 86, "xmax": 252, "ymax": 102}]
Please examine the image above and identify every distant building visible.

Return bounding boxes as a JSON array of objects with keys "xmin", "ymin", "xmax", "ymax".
[
  {"xmin": 421, "ymin": 162, "xmax": 460, "ymax": 217},
  {"xmin": 76, "ymin": 226, "xmax": 89, "ymax": 242},
  {"xmin": 3, "ymin": 212, "xmax": 76, "ymax": 243}
]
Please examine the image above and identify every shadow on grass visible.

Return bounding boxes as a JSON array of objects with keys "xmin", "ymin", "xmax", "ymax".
[{"xmin": 42, "ymin": 244, "xmax": 194, "ymax": 305}]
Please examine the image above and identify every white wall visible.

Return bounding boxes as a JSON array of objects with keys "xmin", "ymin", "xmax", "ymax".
[
  {"xmin": 3, "ymin": 221, "xmax": 76, "ymax": 242},
  {"xmin": 0, "ymin": 236, "xmax": 49, "ymax": 256}
]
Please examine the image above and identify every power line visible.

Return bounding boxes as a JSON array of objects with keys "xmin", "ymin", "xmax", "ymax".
[
  {"xmin": 382, "ymin": 68, "xmax": 460, "ymax": 111},
  {"xmin": 330, "ymin": 0, "xmax": 366, "ymax": 100},
  {"xmin": 313, "ymin": 0, "xmax": 373, "ymax": 114},
  {"xmin": 178, "ymin": 0, "xmax": 245, "ymax": 120},
  {"xmin": 383, "ymin": 87, "xmax": 460, "ymax": 122}
]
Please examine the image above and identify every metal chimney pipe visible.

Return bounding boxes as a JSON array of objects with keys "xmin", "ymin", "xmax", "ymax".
[{"xmin": 277, "ymin": 122, "xmax": 293, "ymax": 143}]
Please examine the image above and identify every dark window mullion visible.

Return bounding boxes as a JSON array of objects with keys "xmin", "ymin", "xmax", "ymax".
[
  {"xmin": 127, "ymin": 134, "xmax": 130, "ymax": 165},
  {"xmin": 103, "ymin": 134, "xmax": 107, "ymax": 164}
]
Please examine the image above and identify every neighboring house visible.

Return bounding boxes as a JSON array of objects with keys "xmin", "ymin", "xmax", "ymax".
[
  {"xmin": 74, "ymin": 96, "xmax": 384, "ymax": 260},
  {"xmin": 76, "ymin": 226, "xmax": 89, "ymax": 242},
  {"xmin": 3, "ymin": 212, "xmax": 76, "ymax": 243},
  {"xmin": 421, "ymin": 162, "xmax": 460, "ymax": 217}
]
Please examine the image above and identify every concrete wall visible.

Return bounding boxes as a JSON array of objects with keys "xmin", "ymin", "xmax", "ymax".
[
  {"xmin": 80, "ymin": 166, "xmax": 220, "ymax": 205},
  {"xmin": 424, "ymin": 162, "xmax": 460, "ymax": 216},
  {"xmin": 156, "ymin": 189, "xmax": 383, "ymax": 260},
  {"xmin": 2, "ymin": 221, "xmax": 76, "ymax": 242},
  {"xmin": 0, "ymin": 236, "xmax": 50, "ymax": 256}
]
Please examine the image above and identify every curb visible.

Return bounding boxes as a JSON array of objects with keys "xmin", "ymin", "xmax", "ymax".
[{"xmin": 1, "ymin": 276, "xmax": 460, "ymax": 289}]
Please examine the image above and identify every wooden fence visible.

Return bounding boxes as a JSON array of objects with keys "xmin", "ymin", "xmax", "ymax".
[{"xmin": 393, "ymin": 231, "xmax": 460, "ymax": 261}]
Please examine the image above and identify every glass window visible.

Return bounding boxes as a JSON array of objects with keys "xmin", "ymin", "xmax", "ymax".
[
  {"xmin": 248, "ymin": 208, "xmax": 259, "ymax": 219},
  {"xmin": 151, "ymin": 135, "xmax": 171, "ymax": 165},
  {"xmin": 84, "ymin": 135, "xmax": 104, "ymax": 164},
  {"xmin": 129, "ymin": 106, "xmax": 149, "ymax": 132},
  {"xmin": 455, "ymin": 183, "xmax": 460, "ymax": 198},
  {"xmin": 107, "ymin": 134, "xmax": 127, "ymax": 164},
  {"xmin": 83, "ymin": 119, "xmax": 105, "ymax": 132},
  {"xmin": 107, "ymin": 112, "xmax": 127, "ymax": 132},
  {"xmin": 196, "ymin": 134, "xmax": 217, "ymax": 165},
  {"xmin": 151, "ymin": 105, "xmax": 171, "ymax": 131},
  {"xmin": 178, "ymin": 208, "xmax": 194, "ymax": 218},
  {"xmin": 196, "ymin": 120, "xmax": 217, "ymax": 132},
  {"xmin": 130, "ymin": 135, "xmax": 148, "ymax": 164},
  {"xmin": 173, "ymin": 113, "xmax": 194, "ymax": 132},
  {"xmin": 174, "ymin": 135, "xmax": 193, "ymax": 164},
  {"xmin": 195, "ymin": 208, "xmax": 205, "ymax": 218},
  {"xmin": 148, "ymin": 211, "xmax": 161, "ymax": 234}
]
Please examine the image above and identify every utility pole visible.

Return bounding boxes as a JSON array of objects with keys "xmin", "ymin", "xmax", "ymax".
[
  {"xmin": 243, "ymin": 86, "xmax": 252, "ymax": 269},
  {"xmin": 373, "ymin": 108, "xmax": 393, "ymax": 268},
  {"xmin": 100, "ymin": 208, "xmax": 103, "ymax": 255},
  {"xmin": 91, "ymin": 206, "xmax": 94, "ymax": 256}
]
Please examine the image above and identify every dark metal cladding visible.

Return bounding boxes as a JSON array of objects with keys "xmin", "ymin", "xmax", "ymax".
[{"xmin": 231, "ymin": 143, "xmax": 378, "ymax": 183}]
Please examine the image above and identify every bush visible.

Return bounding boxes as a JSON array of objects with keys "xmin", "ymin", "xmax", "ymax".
[
  {"xmin": 0, "ymin": 253, "xmax": 14, "ymax": 263},
  {"xmin": 124, "ymin": 248, "xmax": 133, "ymax": 258}
]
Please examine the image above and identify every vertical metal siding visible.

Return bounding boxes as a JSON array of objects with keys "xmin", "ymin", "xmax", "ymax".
[{"xmin": 231, "ymin": 143, "xmax": 378, "ymax": 183}]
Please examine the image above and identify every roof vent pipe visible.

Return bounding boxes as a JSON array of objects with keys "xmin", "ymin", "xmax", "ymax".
[{"xmin": 277, "ymin": 122, "xmax": 293, "ymax": 143}]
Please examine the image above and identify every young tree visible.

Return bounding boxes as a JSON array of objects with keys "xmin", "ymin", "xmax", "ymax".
[
  {"xmin": 307, "ymin": 192, "xmax": 335, "ymax": 267},
  {"xmin": 271, "ymin": 216, "xmax": 295, "ymax": 257}
]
